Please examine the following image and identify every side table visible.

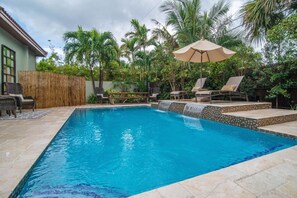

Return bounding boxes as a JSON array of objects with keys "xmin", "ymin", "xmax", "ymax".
[{"xmin": 0, "ymin": 96, "xmax": 17, "ymax": 118}]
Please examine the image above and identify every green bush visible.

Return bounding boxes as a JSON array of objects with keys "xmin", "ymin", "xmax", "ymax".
[{"xmin": 87, "ymin": 94, "xmax": 97, "ymax": 104}]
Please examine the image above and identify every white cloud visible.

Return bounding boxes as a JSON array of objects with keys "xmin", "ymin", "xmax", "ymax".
[
  {"xmin": 2, "ymin": 0, "xmax": 248, "ymax": 57},
  {"xmin": 2, "ymin": 0, "xmax": 165, "ymax": 49}
]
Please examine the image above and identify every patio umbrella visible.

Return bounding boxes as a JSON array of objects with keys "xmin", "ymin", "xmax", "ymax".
[{"xmin": 173, "ymin": 39, "xmax": 236, "ymax": 84}]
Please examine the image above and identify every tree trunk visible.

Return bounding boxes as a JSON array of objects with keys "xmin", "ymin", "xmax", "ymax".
[
  {"xmin": 180, "ymin": 63, "xmax": 185, "ymax": 90},
  {"xmin": 90, "ymin": 68, "xmax": 96, "ymax": 94},
  {"xmin": 98, "ymin": 62, "xmax": 104, "ymax": 93}
]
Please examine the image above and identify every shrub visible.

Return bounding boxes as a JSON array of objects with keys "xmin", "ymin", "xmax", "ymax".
[{"xmin": 87, "ymin": 94, "xmax": 97, "ymax": 104}]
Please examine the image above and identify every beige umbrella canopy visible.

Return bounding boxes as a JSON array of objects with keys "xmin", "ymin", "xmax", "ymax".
[
  {"xmin": 174, "ymin": 39, "xmax": 236, "ymax": 62},
  {"xmin": 173, "ymin": 39, "xmax": 236, "ymax": 81}
]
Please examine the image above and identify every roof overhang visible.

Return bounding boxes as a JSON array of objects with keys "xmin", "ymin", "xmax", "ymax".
[{"xmin": 0, "ymin": 6, "xmax": 47, "ymax": 57}]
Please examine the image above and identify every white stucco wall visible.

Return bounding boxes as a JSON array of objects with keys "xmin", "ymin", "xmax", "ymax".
[{"xmin": 86, "ymin": 81, "xmax": 136, "ymax": 99}]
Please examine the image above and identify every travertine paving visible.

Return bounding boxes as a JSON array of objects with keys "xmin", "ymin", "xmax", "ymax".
[
  {"xmin": 132, "ymin": 146, "xmax": 297, "ymax": 198},
  {"xmin": 0, "ymin": 107, "xmax": 75, "ymax": 197}
]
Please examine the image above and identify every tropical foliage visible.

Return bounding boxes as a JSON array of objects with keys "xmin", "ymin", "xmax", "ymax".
[
  {"xmin": 36, "ymin": 0, "xmax": 297, "ymax": 108},
  {"xmin": 241, "ymin": 0, "xmax": 297, "ymax": 43},
  {"xmin": 63, "ymin": 26, "xmax": 118, "ymax": 93}
]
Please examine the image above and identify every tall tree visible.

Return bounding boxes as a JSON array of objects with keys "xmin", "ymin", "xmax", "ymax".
[
  {"xmin": 64, "ymin": 27, "xmax": 118, "ymax": 94},
  {"xmin": 240, "ymin": 0, "xmax": 297, "ymax": 43},
  {"xmin": 120, "ymin": 37, "xmax": 138, "ymax": 63},
  {"xmin": 64, "ymin": 26, "xmax": 97, "ymax": 93},
  {"xmin": 92, "ymin": 30, "xmax": 119, "ymax": 92},
  {"xmin": 159, "ymin": 0, "xmax": 233, "ymax": 46},
  {"xmin": 125, "ymin": 19, "xmax": 156, "ymax": 91}
]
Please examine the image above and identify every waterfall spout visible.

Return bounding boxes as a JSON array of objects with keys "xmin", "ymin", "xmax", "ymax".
[
  {"xmin": 158, "ymin": 101, "xmax": 173, "ymax": 111},
  {"xmin": 183, "ymin": 103, "xmax": 207, "ymax": 118}
]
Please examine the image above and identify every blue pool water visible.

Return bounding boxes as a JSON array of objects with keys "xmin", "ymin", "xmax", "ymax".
[{"xmin": 18, "ymin": 107, "xmax": 297, "ymax": 197}]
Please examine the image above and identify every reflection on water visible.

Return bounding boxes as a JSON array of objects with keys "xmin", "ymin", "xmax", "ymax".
[
  {"xmin": 121, "ymin": 129, "xmax": 135, "ymax": 151},
  {"xmin": 179, "ymin": 115, "xmax": 205, "ymax": 131}
]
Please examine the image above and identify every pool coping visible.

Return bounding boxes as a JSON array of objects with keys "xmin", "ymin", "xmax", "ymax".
[
  {"xmin": 131, "ymin": 145, "xmax": 297, "ymax": 197},
  {"xmin": 2, "ymin": 104, "xmax": 297, "ymax": 197}
]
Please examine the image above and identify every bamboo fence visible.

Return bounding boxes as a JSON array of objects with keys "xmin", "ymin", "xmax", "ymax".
[{"xmin": 19, "ymin": 71, "xmax": 86, "ymax": 108}]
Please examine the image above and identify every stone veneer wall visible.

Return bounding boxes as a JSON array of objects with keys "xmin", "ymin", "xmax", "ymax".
[
  {"xmin": 202, "ymin": 106, "xmax": 259, "ymax": 129},
  {"xmin": 257, "ymin": 114, "xmax": 297, "ymax": 127},
  {"xmin": 152, "ymin": 101, "xmax": 276, "ymax": 130},
  {"xmin": 168, "ymin": 102, "xmax": 186, "ymax": 114},
  {"xmin": 221, "ymin": 103, "xmax": 272, "ymax": 113},
  {"xmin": 151, "ymin": 103, "xmax": 159, "ymax": 109}
]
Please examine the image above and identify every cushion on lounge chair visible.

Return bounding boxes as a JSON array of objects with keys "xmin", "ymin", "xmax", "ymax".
[
  {"xmin": 191, "ymin": 86, "xmax": 201, "ymax": 92},
  {"xmin": 170, "ymin": 91, "xmax": 186, "ymax": 95},
  {"xmin": 196, "ymin": 90, "xmax": 211, "ymax": 95},
  {"xmin": 97, "ymin": 94, "xmax": 108, "ymax": 99},
  {"xmin": 221, "ymin": 85, "xmax": 236, "ymax": 92},
  {"xmin": 23, "ymin": 99, "xmax": 34, "ymax": 102},
  {"xmin": 9, "ymin": 94, "xmax": 24, "ymax": 101},
  {"xmin": 196, "ymin": 97, "xmax": 210, "ymax": 102}
]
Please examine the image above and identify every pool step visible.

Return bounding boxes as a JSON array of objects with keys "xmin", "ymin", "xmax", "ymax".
[
  {"xmin": 258, "ymin": 120, "xmax": 297, "ymax": 138},
  {"xmin": 223, "ymin": 109, "xmax": 297, "ymax": 128}
]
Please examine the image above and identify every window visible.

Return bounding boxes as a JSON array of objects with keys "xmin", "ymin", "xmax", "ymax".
[{"xmin": 1, "ymin": 45, "xmax": 16, "ymax": 94}]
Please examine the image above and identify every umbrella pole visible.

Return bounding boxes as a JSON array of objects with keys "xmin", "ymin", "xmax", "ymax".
[
  {"xmin": 200, "ymin": 64, "xmax": 202, "ymax": 84},
  {"xmin": 200, "ymin": 52, "xmax": 203, "ymax": 88}
]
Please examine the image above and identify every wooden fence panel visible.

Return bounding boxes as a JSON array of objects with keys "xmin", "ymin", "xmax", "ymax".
[{"xmin": 19, "ymin": 71, "xmax": 86, "ymax": 108}]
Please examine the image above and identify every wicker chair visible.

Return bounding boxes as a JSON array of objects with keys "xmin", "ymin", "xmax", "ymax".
[
  {"xmin": 0, "ymin": 95, "xmax": 17, "ymax": 117},
  {"xmin": 149, "ymin": 87, "xmax": 160, "ymax": 102},
  {"xmin": 95, "ymin": 87, "xmax": 110, "ymax": 104},
  {"xmin": 5, "ymin": 82, "xmax": 35, "ymax": 113}
]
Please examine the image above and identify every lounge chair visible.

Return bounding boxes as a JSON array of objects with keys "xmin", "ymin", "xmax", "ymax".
[
  {"xmin": 95, "ymin": 87, "xmax": 110, "ymax": 104},
  {"xmin": 170, "ymin": 78, "xmax": 207, "ymax": 100},
  {"xmin": 5, "ymin": 82, "xmax": 35, "ymax": 113},
  {"xmin": 195, "ymin": 76, "xmax": 248, "ymax": 103}
]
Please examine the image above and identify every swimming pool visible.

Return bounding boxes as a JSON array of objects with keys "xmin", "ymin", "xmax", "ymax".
[{"xmin": 17, "ymin": 106, "xmax": 297, "ymax": 197}]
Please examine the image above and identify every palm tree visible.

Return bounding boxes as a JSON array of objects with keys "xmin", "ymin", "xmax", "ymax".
[
  {"xmin": 125, "ymin": 19, "xmax": 155, "ymax": 53},
  {"xmin": 92, "ymin": 30, "xmax": 119, "ymax": 92},
  {"xmin": 64, "ymin": 27, "xmax": 118, "ymax": 94},
  {"xmin": 152, "ymin": 19, "xmax": 179, "ymax": 52},
  {"xmin": 64, "ymin": 26, "xmax": 97, "ymax": 93},
  {"xmin": 120, "ymin": 37, "xmax": 138, "ymax": 63},
  {"xmin": 240, "ymin": 0, "xmax": 297, "ymax": 43},
  {"xmin": 159, "ymin": 0, "xmax": 233, "ymax": 46},
  {"xmin": 125, "ymin": 19, "xmax": 156, "ymax": 91}
]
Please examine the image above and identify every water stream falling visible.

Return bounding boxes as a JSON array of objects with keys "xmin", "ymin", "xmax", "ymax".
[
  {"xmin": 158, "ymin": 101, "xmax": 173, "ymax": 111},
  {"xmin": 183, "ymin": 103, "xmax": 207, "ymax": 118}
]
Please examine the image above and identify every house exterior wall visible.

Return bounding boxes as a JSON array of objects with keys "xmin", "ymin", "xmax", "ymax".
[{"xmin": 0, "ymin": 27, "xmax": 36, "ymax": 93}]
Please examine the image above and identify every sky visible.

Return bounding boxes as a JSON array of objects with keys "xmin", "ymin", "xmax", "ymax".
[{"xmin": 1, "ymin": 0, "xmax": 245, "ymax": 58}]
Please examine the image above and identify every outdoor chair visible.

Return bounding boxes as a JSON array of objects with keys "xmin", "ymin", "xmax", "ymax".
[
  {"xmin": 149, "ymin": 87, "xmax": 160, "ymax": 102},
  {"xmin": 5, "ymin": 82, "xmax": 35, "ymax": 113},
  {"xmin": 95, "ymin": 87, "xmax": 110, "ymax": 104},
  {"xmin": 170, "ymin": 78, "xmax": 207, "ymax": 100},
  {"xmin": 195, "ymin": 76, "xmax": 248, "ymax": 103}
]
